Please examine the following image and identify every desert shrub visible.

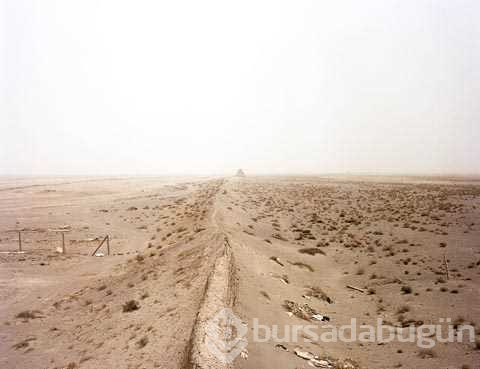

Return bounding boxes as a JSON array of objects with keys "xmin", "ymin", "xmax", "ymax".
[
  {"xmin": 418, "ymin": 348, "xmax": 436, "ymax": 359},
  {"xmin": 305, "ymin": 286, "xmax": 333, "ymax": 304},
  {"xmin": 16, "ymin": 310, "xmax": 42, "ymax": 321},
  {"xmin": 260, "ymin": 291, "xmax": 270, "ymax": 300},
  {"xmin": 136, "ymin": 336, "xmax": 148, "ymax": 348},
  {"xmin": 397, "ymin": 305, "xmax": 410, "ymax": 314},
  {"xmin": 122, "ymin": 300, "xmax": 140, "ymax": 313},
  {"xmin": 475, "ymin": 337, "xmax": 480, "ymax": 350},
  {"xmin": 141, "ymin": 292, "xmax": 149, "ymax": 300},
  {"xmin": 290, "ymin": 261, "xmax": 314, "ymax": 272},
  {"xmin": 298, "ymin": 248, "xmax": 326, "ymax": 256},
  {"xmin": 453, "ymin": 316, "xmax": 465, "ymax": 330},
  {"xmin": 12, "ymin": 337, "xmax": 36, "ymax": 350},
  {"xmin": 401, "ymin": 285, "xmax": 412, "ymax": 294}
]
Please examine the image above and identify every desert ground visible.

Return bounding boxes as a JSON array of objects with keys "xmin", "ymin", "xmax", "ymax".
[{"xmin": 1, "ymin": 175, "xmax": 480, "ymax": 369}]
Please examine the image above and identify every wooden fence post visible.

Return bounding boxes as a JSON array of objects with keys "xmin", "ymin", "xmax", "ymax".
[
  {"xmin": 92, "ymin": 235, "xmax": 109, "ymax": 256},
  {"xmin": 18, "ymin": 231, "xmax": 22, "ymax": 252}
]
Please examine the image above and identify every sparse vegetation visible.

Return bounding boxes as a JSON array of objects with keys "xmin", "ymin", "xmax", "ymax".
[
  {"xmin": 298, "ymin": 248, "xmax": 326, "ymax": 256},
  {"xmin": 401, "ymin": 285, "xmax": 412, "ymax": 294},
  {"xmin": 396, "ymin": 305, "xmax": 410, "ymax": 314},
  {"xmin": 122, "ymin": 300, "xmax": 140, "ymax": 313},
  {"xmin": 260, "ymin": 291, "xmax": 270, "ymax": 300},
  {"xmin": 12, "ymin": 337, "xmax": 36, "ymax": 350},
  {"xmin": 3, "ymin": 175, "xmax": 480, "ymax": 369},
  {"xmin": 305, "ymin": 286, "xmax": 333, "ymax": 304},
  {"xmin": 289, "ymin": 261, "xmax": 314, "ymax": 272},
  {"xmin": 356, "ymin": 267, "xmax": 365, "ymax": 275},
  {"xmin": 16, "ymin": 310, "xmax": 43, "ymax": 321},
  {"xmin": 136, "ymin": 336, "xmax": 149, "ymax": 348},
  {"xmin": 418, "ymin": 348, "xmax": 436, "ymax": 359}
]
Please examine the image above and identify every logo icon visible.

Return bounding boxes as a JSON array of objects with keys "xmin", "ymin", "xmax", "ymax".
[{"xmin": 205, "ymin": 308, "xmax": 248, "ymax": 363}]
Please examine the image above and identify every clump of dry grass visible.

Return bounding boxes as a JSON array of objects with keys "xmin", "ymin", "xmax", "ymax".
[
  {"xmin": 16, "ymin": 310, "xmax": 43, "ymax": 321},
  {"xmin": 453, "ymin": 316, "xmax": 466, "ymax": 330},
  {"xmin": 475, "ymin": 337, "xmax": 480, "ymax": 350},
  {"xmin": 270, "ymin": 256, "xmax": 284, "ymax": 266},
  {"xmin": 304, "ymin": 286, "xmax": 333, "ymax": 304},
  {"xmin": 260, "ymin": 291, "xmax": 271, "ymax": 300},
  {"xmin": 417, "ymin": 348, "xmax": 436, "ymax": 359},
  {"xmin": 12, "ymin": 337, "xmax": 36, "ymax": 350},
  {"xmin": 272, "ymin": 233, "xmax": 287, "ymax": 241},
  {"xmin": 356, "ymin": 267, "xmax": 365, "ymax": 275},
  {"xmin": 401, "ymin": 285, "xmax": 412, "ymax": 294},
  {"xmin": 396, "ymin": 305, "xmax": 410, "ymax": 314},
  {"xmin": 135, "ymin": 255, "xmax": 145, "ymax": 263},
  {"xmin": 136, "ymin": 336, "xmax": 149, "ymax": 349},
  {"xmin": 298, "ymin": 248, "xmax": 326, "ymax": 256},
  {"xmin": 141, "ymin": 292, "xmax": 149, "ymax": 300},
  {"xmin": 122, "ymin": 300, "xmax": 140, "ymax": 313},
  {"xmin": 283, "ymin": 300, "xmax": 319, "ymax": 321},
  {"xmin": 289, "ymin": 261, "xmax": 314, "ymax": 272}
]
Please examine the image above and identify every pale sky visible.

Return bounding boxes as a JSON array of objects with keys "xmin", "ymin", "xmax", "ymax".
[{"xmin": 1, "ymin": 0, "xmax": 479, "ymax": 176}]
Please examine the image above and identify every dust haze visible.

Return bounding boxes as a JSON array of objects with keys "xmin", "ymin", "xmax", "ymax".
[
  {"xmin": 2, "ymin": 0, "xmax": 480, "ymax": 176},
  {"xmin": 2, "ymin": 2, "xmax": 480, "ymax": 369}
]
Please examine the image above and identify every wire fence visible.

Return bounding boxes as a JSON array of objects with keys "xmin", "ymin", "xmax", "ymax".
[{"xmin": 0, "ymin": 228, "xmax": 110, "ymax": 256}]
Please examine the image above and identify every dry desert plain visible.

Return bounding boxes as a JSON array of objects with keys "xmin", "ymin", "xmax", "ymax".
[{"xmin": 1, "ymin": 175, "xmax": 480, "ymax": 369}]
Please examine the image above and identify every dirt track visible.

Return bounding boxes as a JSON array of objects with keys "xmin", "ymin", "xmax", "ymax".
[{"xmin": 1, "ymin": 176, "xmax": 480, "ymax": 369}]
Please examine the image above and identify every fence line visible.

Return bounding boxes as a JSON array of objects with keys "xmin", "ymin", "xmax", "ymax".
[{"xmin": 2, "ymin": 229, "xmax": 111, "ymax": 256}]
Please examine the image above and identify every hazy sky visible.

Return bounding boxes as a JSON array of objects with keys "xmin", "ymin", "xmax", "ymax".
[{"xmin": 1, "ymin": 0, "xmax": 479, "ymax": 175}]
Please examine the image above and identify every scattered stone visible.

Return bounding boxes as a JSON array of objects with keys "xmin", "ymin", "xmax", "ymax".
[
  {"xmin": 283, "ymin": 300, "xmax": 329, "ymax": 321},
  {"xmin": 270, "ymin": 256, "xmax": 284, "ymax": 267},
  {"xmin": 275, "ymin": 344, "xmax": 288, "ymax": 351},
  {"xmin": 294, "ymin": 349, "xmax": 315, "ymax": 360}
]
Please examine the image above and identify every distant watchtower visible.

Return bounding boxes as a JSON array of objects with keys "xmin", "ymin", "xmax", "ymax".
[{"xmin": 236, "ymin": 169, "xmax": 246, "ymax": 177}]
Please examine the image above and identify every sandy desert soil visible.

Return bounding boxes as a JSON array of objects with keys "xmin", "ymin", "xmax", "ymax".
[{"xmin": 1, "ymin": 176, "xmax": 480, "ymax": 369}]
